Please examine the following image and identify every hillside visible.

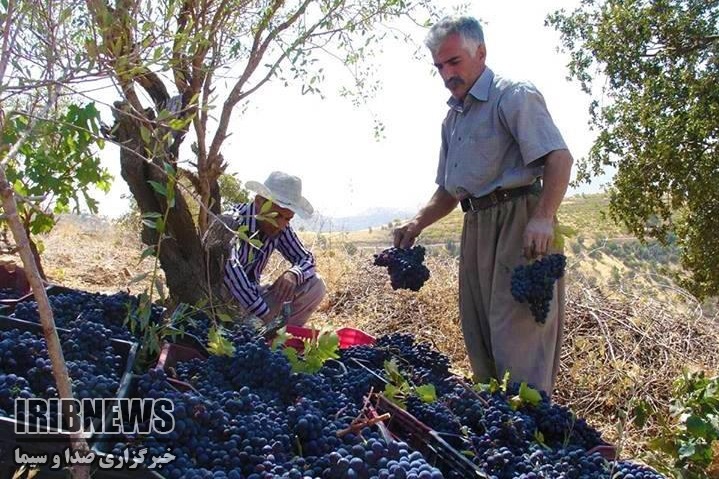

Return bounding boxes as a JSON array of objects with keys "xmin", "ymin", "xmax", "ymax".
[
  {"xmin": 330, "ymin": 193, "xmax": 689, "ymax": 303},
  {"xmin": 343, "ymin": 193, "xmax": 631, "ymax": 245}
]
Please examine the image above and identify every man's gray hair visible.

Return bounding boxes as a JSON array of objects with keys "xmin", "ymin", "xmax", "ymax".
[{"xmin": 424, "ymin": 16, "xmax": 484, "ymax": 55}]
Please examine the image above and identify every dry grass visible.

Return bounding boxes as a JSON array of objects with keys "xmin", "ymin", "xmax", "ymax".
[
  {"xmin": 25, "ymin": 214, "xmax": 162, "ymax": 295},
  {"xmin": 9, "ymin": 215, "xmax": 719, "ymax": 464}
]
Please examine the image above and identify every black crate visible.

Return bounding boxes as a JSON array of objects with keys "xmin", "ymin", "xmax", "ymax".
[
  {"xmin": 370, "ymin": 394, "xmax": 489, "ymax": 479},
  {"xmin": 0, "ymin": 284, "xmax": 80, "ymax": 316},
  {"xmin": 89, "ymin": 374, "xmax": 166, "ymax": 479}
]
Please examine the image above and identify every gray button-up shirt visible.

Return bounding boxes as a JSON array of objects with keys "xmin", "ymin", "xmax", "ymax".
[{"xmin": 436, "ymin": 67, "xmax": 567, "ymax": 199}]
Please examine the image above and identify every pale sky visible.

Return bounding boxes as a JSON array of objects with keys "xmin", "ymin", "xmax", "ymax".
[{"xmin": 95, "ymin": 0, "xmax": 610, "ymax": 219}]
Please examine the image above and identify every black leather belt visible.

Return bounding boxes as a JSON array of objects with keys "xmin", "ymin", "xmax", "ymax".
[{"xmin": 460, "ymin": 182, "xmax": 541, "ymax": 213}]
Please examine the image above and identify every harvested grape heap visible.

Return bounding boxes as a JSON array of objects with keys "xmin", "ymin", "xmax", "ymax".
[
  {"xmin": 510, "ymin": 253, "xmax": 567, "ymax": 323},
  {"xmin": 11, "ymin": 289, "xmax": 164, "ymax": 341},
  {"xmin": 373, "ymin": 246, "xmax": 431, "ymax": 291},
  {"xmin": 0, "ymin": 288, "xmax": 21, "ymax": 301},
  {"xmin": 107, "ymin": 330, "xmax": 664, "ymax": 479},
  {"xmin": 0, "ymin": 320, "xmax": 125, "ymax": 428}
]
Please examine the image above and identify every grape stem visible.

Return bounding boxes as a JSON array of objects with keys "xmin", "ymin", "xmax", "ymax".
[{"xmin": 336, "ymin": 413, "xmax": 391, "ymax": 437}]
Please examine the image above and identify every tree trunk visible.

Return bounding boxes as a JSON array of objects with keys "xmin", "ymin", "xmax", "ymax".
[
  {"xmin": 27, "ymin": 232, "xmax": 46, "ymax": 280},
  {"xmin": 0, "ymin": 165, "xmax": 91, "ymax": 479},
  {"xmin": 109, "ymin": 101, "xmax": 225, "ymax": 306}
]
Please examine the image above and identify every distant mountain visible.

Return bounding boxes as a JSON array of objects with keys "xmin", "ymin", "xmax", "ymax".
[{"xmin": 292, "ymin": 207, "xmax": 414, "ymax": 233}]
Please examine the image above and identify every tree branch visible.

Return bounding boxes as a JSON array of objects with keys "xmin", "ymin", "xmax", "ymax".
[
  {"xmin": 0, "ymin": 99, "xmax": 54, "ymax": 169},
  {"xmin": 208, "ymin": 0, "xmax": 313, "ymax": 162},
  {"xmin": 0, "ymin": 0, "xmax": 23, "ymax": 83},
  {"xmin": 172, "ymin": 0, "xmax": 192, "ymax": 92}
]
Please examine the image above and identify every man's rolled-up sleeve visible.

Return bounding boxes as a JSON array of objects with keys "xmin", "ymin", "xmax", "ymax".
[{"xmin": 277, "ymin": 227, "xmax": 315, "ymax": 285}]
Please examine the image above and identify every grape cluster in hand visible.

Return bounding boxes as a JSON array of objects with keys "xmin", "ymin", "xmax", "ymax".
[
  {"xmin": 373, "ymin": 246, "xmax": 430, "ymax": 291},
  {"xmin": 510, "ymin": 254, "xmax": 567, "ymax": 324}
]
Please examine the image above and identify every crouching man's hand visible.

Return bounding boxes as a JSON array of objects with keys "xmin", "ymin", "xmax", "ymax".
[{"xmin": 270, "ymin": 271, "xmax": 298, "ymax": 304}]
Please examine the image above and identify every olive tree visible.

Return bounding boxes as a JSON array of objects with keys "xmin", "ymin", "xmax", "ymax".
[
  {"xmin": 80, "ymin": 0, "xmax": 438, "ymax": 306},
  {"xmin": 547, "ymin": 0, "xmax": 719, "ymax": 297}
]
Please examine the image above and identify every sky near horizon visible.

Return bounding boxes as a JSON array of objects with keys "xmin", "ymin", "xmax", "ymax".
[{"xmin": 95, "ymin": 0, "xmax": 611, "ymax": 219}]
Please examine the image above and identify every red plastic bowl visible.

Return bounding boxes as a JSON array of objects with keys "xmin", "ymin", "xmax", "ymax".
[{"xmin": 284, "ymin": 325, "xmax": 375, "ymax": 351}]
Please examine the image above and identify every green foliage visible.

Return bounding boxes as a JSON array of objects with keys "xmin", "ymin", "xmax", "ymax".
[
  {"xmin": 552, "ymin": 224, "xmax": 576, "ymax": 251},
  {"xmin": 219, "ymin": 173, "xmax": 250, "ymax": 210},
  {"xmin": 547, "ymin": 1, "xmax": 719, "ymax": 297},
  {"xmin": 508, "ymin": 382, "xmax": 543, "ymax": 411},
  {"xmin": 281, "ymin": 328, "xmax": 339, "ymax": 374},
  {"xmin": 645, "ymin": 371, "xmax": 719, "ymax": 478},
  {"xmin": 1, "ymin": 102, "xmax": 111, "ymax": 236},
  {"xmin": 382, "ymin": 358, "xmax": 437, "ymax": 408},
  {"xmin": 126, "ymin": 161, "xmax": 181, "ymax": 364},
  {"xmin": 207, "ymin": 326, "xmax": 236, "ymax": 357},
  {"xmin": 473, "ymin": 371, "xmax": 542, "ymax": 411}
]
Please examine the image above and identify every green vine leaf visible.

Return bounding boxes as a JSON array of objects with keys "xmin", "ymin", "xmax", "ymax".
[
  {"xmin": 208, "ymin": 327, "xmax": 235, "ymax": 357},
  {"xmin": 552, "ymin": 223, "xmax": 577, "ymax": 251},
  {"xmin": 271, "ymin": 327, "xmax": 289, "ymax": 351},
  {"xmin": 384, "ymin": 384, "xmax": 407, "ymax": 409},
  {"xmin": 415, "ymin": 384, "xmax": 437, "ymax": 403},
  {"xmin": 283, "ymin": 330, "xmax": 339, "ymax": 374},
  {"xmin": 516, "ymin": 382, "xmax": 542, "ymax": 407}
]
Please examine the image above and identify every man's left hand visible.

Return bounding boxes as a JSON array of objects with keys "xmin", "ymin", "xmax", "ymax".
[
  {"xmin": 270, "ymin": 271, "xmax": 298, "ymax": 303},
  {"xmin": 523, "ymin": 217, "xmax": 554, "ymax": 259}
]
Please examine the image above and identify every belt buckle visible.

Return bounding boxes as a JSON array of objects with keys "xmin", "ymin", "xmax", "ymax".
[{"xmin": 466, "ymin": 197, "xmax": 476, "ymax": 212}]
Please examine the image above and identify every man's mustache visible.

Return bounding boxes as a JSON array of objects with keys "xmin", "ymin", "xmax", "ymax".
[{"xmin": 445, "ymin": 77, "xmax": 465, "ymax": 89}]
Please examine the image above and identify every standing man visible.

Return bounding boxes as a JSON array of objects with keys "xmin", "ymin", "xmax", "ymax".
[
  {"xmin": 222, "ymin": 171, "xmax": 326, "ymax": 326},
  {"xmin": 394, "ymin": 16, "xmax": 573, "ymax": 393}
]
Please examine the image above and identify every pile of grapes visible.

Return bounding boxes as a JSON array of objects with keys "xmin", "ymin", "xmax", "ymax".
[
  {"xmin": 11, "ymin": 289, "xmax": 164, "ymax": 341},
  {"xmin": 510, "ymin": 253, "xmax": 567, "ymax": 323},
  {"xmin": 0, "ymin": 288, "xmax": 21, "ymax": 301},
  {"xmin": 101, "ymin": 329, "xmax": 664, "ymax": 479},
  {"xmin": 0, "ymin": 285, "xmax": 665, "ymax": 478},
  {"xmin": 0, "ymin": 320, "xmax": 126, "ymax": 428},
  {"xmin": 373, "ymin": 246, "xmax": 431, "ymax": 291}
]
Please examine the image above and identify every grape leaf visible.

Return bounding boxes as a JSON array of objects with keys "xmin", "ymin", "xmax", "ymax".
[
  {"xmin": 271, "ymin": 327, "xmax": 289, "ymax": 351},
  {"xmin": 384, "ymin": 359, "xmax": 406, "ymax": 386},
  {"xmin": 384, "ymin": 384, "xmax": 407, "ymax": 409},
  {"xmin": 518, "ymin": 382, "xmax": 542, "ymax": 406},
  {"xmin": 415, "ymin": 384, "xmax": 437, "ymax": 403},
  {"xmin": 207, "ymin": 327, "xmax": 235, "ymax": 357},
  {"xmin": 285, "ymin": 330, "xmax": 339, "ymax": 374}
]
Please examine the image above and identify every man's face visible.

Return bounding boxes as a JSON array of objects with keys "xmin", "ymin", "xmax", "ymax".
[
  {"xmin": 257, "ymin": 197, "xmax": 295, "ymax": 237},
  {"xmin": 432, "ymin": 33, "xmax": 486, "ymax": 101}
]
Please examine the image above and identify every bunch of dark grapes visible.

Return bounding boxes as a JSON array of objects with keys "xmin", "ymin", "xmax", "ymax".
[
  {"xmin": 0, "ymin": 373, "xmax": 33, "ymax": 416},
  {"xmin": 0, "ymin": 287, "xmax": 20, "ymax": 300},
  {"xmin": 405, "ymin": 396, "xmax": 465, "ymax": 448},
  {"xmin": 12, "ymin": 290, "xmax": 164, "ymax": 341},
  {"xmin": 376, "ymin": 333, "xmax": 452, "ymax": 380},
  {"xmin": 0, "ymin": 325, "xmax": 125, "ymax": 430},
  {"xmin": 323, "ymin": 437, "xmax": 444, "ymax": 479},
  {"xmin": 510, "ymin": 253, "xmax": 566, "ymax": 323},
  {"xmin": 373, "ymin": 245, "xmax": 431, "ymax": 291}
]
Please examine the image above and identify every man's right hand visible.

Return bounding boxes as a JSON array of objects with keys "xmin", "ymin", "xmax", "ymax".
[
  {"xmin": 261, "ymin": 295, "xmax": 283, "ymax": 324},
  {"xmin": 393, "ymin": 222, "xmax": 422, "ymax": 248}
]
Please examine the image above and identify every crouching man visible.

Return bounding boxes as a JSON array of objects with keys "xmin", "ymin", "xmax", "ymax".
[{"xmin": 222, "ymin": 171, "xmax": 326, "ymax": 326}]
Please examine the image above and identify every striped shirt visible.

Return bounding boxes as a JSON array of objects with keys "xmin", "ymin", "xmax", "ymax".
[{"xmin": 223, "ymin": 202, "xmax": 316, "ymax": 318}]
